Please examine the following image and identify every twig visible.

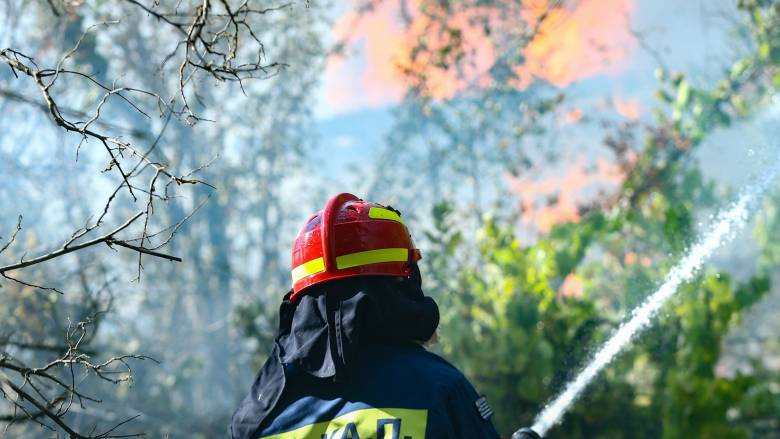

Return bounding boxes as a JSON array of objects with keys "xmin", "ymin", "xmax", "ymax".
[
  {"xmin": 0, "ymin": 212, "xmax": 144, "ymax": 274},
  {"xmin": 0, "ymin": 215, "xmax": 22, "ymax": 255}
]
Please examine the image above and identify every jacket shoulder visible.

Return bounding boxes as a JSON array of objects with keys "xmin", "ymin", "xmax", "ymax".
[{"xmin": 355, "ymin": 344, "xmax": 473, "ymax": 391}]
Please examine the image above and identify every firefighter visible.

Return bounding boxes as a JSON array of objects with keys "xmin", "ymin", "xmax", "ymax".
[{"xmin": 231, "ymin": 193, "xmax": 501, "ymax": 439}]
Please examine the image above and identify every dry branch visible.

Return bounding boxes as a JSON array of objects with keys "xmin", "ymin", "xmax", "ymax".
[
  {"xmin": 124, "ymin": 0, "xmax": 290, "ymax": 121},
  {"xmin": 1, "ymin": 313, "xmax": 154, "ymax": 438}
]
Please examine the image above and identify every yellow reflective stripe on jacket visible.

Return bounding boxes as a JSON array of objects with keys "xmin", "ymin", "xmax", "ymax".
[
  {"xmin": 291, "ymin": 257, "xmax": 325, "ymax": 283},
  {"xmin": 292, "ymin": 248, "xmax": 408, "ymax": 283},
  {"xmin": 336, "ymin": 248, "xmax": 408, "ymax": 270},
  {"xmin": 368, "ymin": 207, "xmax": 404, "ymax": 224},
  {"xmin": 260, "ymin": 407, "xmax": 428, "ymax": 439}
]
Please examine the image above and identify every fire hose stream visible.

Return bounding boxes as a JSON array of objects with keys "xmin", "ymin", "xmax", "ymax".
[{"xmin": 512, "ymin": 162, "xmax": 780, "ymax": 439}]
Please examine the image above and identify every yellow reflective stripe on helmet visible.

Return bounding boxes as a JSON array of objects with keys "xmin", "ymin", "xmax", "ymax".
[
  {"xmin": 336, "ymin": 248, "xmax": 408, "ymax": 270},
  {"xmin": 291, "ymin": 257, "xmax": 325, "ymax": 283},
  {"xmin": 368, "ymin": 207, "xmax": 404, "ymax": 224}
]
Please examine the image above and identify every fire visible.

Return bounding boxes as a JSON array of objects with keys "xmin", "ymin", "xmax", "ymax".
[
  {"xmin": 325, "ymin": 0, "xmax": 636, "ymax": 112},
  {"xmin": 325, "ymin": 2, "xmax": 409, "ymax": 112},
  {"xmin": 508, "ymin": 157, "xmax": 624, "ymax": 233},
  {"xmin": 326, "ymin": 0, "xmax": 500, "ymax": 107},
  {"xmin": 560, "ymin": 273, "xmax": 585, "ymax": 298},
  {"xmin": 515, "ymin": 0, "xmax": 636, "ymax": 88},
  {"xmin": 394, "ymin": 3, "xmax": 499, "ymax": 99},
  {"xmin": 614, "ymin": 97, "xmax": 642, "ymax": 120},
  {"xmin": 563, "ymin": 108, "xmax": 584, "ymax": 124}
]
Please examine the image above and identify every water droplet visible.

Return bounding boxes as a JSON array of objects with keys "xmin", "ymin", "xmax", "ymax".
[{"xmin": 748, "ymin": 148, "xmax": 756, "ymax": 157}]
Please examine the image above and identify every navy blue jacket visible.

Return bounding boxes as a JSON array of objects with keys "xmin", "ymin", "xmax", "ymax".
[
  {"xmin": 257, "ymin": 343, "xmax": 500, "ymax": 439},
  {"xmin": 231, "ymin": 274, "xmax": 499, "ymax": 439}
]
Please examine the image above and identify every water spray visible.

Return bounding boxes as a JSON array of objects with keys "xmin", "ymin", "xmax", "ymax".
[{"xmin": 512, "ymin": 163, "xmax": 780, "ymax": 439}]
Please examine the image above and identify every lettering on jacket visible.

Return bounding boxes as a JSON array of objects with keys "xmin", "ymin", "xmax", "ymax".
[{"xmin": 260, "ymin": 408, "xmax": 428, "ymax": 439}]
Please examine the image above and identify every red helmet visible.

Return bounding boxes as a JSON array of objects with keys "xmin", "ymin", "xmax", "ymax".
[{"xmin": 290, "ymin": 193, "xmax": 421, "ymax": 300}]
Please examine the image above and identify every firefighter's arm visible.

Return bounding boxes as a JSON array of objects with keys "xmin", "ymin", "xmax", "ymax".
[{"xmin": 443, "ymin": 378, "xmax": 501, "ymax": 438}]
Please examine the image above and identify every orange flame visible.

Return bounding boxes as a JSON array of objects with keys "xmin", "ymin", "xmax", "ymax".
[
  {"xmin": 394, "ymin": 4, "xmax": 500, "ymax": 99},
  {"xmin": 560, "ymin": 273, "xmax": 585, "ymax": 298},
  {"xmin": 508, "ymin": 157, "xmax": 624, "ymax": 233},
  {"xmin": 326, "ymin": 0, "xmax": 635, "ymax": 112},
  {"xmin": 515, "ymin": 0, "xmax": 635, "ymax": 88},
  {"xmin": 562, "ymin": 108, "xmax": 585, "ymax": 124},
  {"xmin": 326, "ymin": 2, "xmax": 410, "ymax": 112},
  {"xmin": 614, "ymin": 97, "xmax": 642, "ymax": 120}
]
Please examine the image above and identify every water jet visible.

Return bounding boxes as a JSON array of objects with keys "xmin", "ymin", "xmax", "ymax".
[{"xmin": 512, "ymin": 163, "xmax": 780, "ymax": 437}]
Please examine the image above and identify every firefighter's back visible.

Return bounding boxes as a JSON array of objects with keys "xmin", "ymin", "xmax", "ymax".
[{"xmin": 257, "ymin": 343, "xmax": 500, "ymax": 439}]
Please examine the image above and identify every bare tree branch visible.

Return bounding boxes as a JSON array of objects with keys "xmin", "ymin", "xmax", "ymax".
[
  {"xmin": 1, "ymin": 312, "xmax": 155, "ymax": 438},
  {"xmin": 123, "ymin": 0, "xmax": 290, "ymax": 121},
  {"xmin": 0, "ymin": 212, "xmax": 143, "ymax": 274},
  {"xmin": 0, "ymin": 216, "xmax": 21, "ymax": 255}
]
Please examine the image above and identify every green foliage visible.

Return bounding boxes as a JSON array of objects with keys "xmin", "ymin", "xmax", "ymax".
[
  {"xmin": 425, "ymin": 201, "xmax": 774, "ymax": 437},
  {"xmin": 419, "ymin": 2, "xmax": 780, "ymax": 436}
]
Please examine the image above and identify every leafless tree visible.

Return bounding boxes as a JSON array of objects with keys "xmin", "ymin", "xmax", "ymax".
[{"xmin": 0, "ymin": 1, "xmax": 296, "ymax": 435}]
